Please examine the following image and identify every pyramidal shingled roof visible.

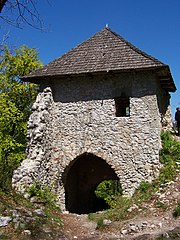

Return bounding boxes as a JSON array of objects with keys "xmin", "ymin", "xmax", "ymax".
[{"xmin": 22, "ymin": 27, "xmax": 176, "ymax": 92}]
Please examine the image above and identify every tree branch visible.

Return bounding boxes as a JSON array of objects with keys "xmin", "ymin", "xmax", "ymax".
[
  {"xmin": 0, "ymin": 0, "xmax": 8, "ymax": 13},
  {"xmin": 0, "ymin": 0, "xmax": 44, "ymax": 30}
]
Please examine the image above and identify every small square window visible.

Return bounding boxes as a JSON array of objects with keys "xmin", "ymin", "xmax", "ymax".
[{"xmin": 115, "ymin": 96, "xmax": 130, "ymax": 117}]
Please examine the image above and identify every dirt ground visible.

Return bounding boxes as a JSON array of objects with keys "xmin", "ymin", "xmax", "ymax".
[
  {"xmin": 58, "ymin": 136, "xmax": 180, "ymax": 240},
  {"xmin": 61, "ymin": 210, "xmax": 180, "ymax": 240},
  {"xmin": 60, "ymin": 173, "xmax": 180, "ymax": 240},
  {"xmin": 1, "ymin": 136, "xmax": 179, "ymax": 240},
  {"xmin": 1, "ymin": 173, "xmax": 179, "ymax": 240}
]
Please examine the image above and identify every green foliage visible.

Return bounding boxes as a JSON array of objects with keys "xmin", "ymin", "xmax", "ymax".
[
  {"xmin": 96, "ymin": 219, "xmax": 104, "ymax": 229},
  {"xmin": 134, "ymin": 181, "xmax": 156, "ymax": 202},
  {"xmin": 88, "ymin": 212, "xmax": 95, "ymax": 220},
  {"xmin": 92, "ymin": 131, "xmax": 180, "ymax": 222},
  {"xmin": 159, "ymin": 162, "xmax": 177, "ymax": 183},
  {"xmin": 156, "ymin": 201, "xmax": 167, "ymax": 210},
  {"xmin": 0, "ymin": 190, "xmax": 63, "ymax": 239},
  {"xmin": 173, "ymin": 201, "xmax": 180, "ymax": 218},
  {"xmin": 106, "ymin": 196, "xmax": 131, "ymax": 221},
  {"xmin": 95, "ymin": 180, "xmax": 122, "ymax": 208},
  {"xmin": 160, "ymin": 131, "xmax": 180, "ymax": 164},
  {"xmin": 28, "ymin": 182, "xmax": 58, "ymax": 210},
  {"xmin": 137, "ymin": 181, "xmax": 152, "ymax": 193},
  {"xmin": 159, "ymin": 131, "xmax": 180, "ymax": 184},
  {"xmin": 131, "ymin": 131, "xmax": 179, "ymax": 211},
  {"xmin": 0, "ymin": 45, "xmax": 42, "ymax": 191}
]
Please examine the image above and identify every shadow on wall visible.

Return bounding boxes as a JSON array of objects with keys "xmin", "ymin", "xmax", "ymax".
[
  {"xmin": 62, "ymin": 152, "xmax": 118, "ymax": 214},
  {"xmin": 40, "ymin": 73, "xmax": 156, "ymax": 104}
]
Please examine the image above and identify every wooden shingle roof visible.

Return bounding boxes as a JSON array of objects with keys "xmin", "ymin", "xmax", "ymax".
[{"xmin": 22, "ymin": 27, "xmax": 176, "ymax": 92}]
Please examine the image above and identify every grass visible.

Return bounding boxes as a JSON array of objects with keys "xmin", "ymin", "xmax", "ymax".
[
  {"xmin": 96, "ymin": 219, "xmax": 105, "ymax": 229},
  {"xmin": 173, "ymin": 201, "xmax": 180, "ymax": 218},
  {"xmin": 1, "ymin": 131, "xmax": 179, "ymax": 238},
  {"xmin": 0, "ymin": 187, "xmax": 63, "ymax": 239},
  {"xmin": 156, "ymin": 201, "xmax": 168, "ymax": 210},
  {"xmin": 89, "ymin": 131, "xmax": 180, "ymax": 224}
]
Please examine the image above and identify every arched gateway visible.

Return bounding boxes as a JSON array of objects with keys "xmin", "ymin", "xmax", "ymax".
[
  {"xmin": 63, "ymin": 153, "xmax": 118, "ymax": 214},
  {"xmin": 12, "ymin": 27, "xmax": 176, "ymax": 213}
]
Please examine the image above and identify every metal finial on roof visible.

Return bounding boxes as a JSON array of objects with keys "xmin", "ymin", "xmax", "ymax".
[{"xmin": 106, "ymin": 24, "xmax": 108, "ymax": 28}]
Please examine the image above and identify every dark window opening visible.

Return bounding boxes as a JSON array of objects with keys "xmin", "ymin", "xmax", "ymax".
[{"xmin": 115, "ymin": 96, "xmax": 130, "ymax": 117}]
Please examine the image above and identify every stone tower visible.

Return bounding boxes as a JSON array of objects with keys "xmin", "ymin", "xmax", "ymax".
[{"xmin": 12, "ymin": 27, "xmax": 176, "ymax": 214}]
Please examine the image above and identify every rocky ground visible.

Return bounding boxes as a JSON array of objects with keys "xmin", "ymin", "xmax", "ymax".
[
  {"xmin": 0, "ymin": 135, "xmax": 179, "ymax": 239},
  {"xmin": 61, "ymin": 173, "xmax": 180, "ymax": 240},
  {"xmin": 60, "ymin": 136, "xmax": 180, "ymax": 240},
  {"xmin": 0, "ymin": 172, "xmax": 179, "ymax": 239},
  {"xmin": 61, "ymin": 212, "xmax": 180, "ymax": 240}
]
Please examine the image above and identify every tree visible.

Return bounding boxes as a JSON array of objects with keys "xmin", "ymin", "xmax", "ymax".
[
  {"xmin": 0, "ymin": 0, "xmax": 43, "ymax": 29},
  {"xmin": 0, "ymin": 45, "xmax": 42, "ymax": 191}
]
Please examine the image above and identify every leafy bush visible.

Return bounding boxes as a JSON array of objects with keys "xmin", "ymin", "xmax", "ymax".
[
  {"xmin": 105, "ymin": 196, "xmax": 131, "ymax": 221},
  {"xmin": 173, "ymin": 201, "xmax": 180, "ymax": 218},
  {"xmin": 28, "ymin": 182, "xmax": 58, "ymax": 210},
  {"xmin": 95, "ymin": 180, "xmax": 122, "ymax": 207},
  {"xmin": 92, "ymin": 131, "xmax": 180, "ymax": 221},
  {"xmin": 160, "ymin": 131, "xmax": 180, "ymax": 164},
  {"xmin": 134, "ymin": 181, "xmax": 157, "ymax": 202},
  {"xmin": 159, "ymin": 131, "xmax": 180, "ymax": 184},
  {"xmin": 96, "ymin": 219, "xmax": 104, "ymax": 229}
]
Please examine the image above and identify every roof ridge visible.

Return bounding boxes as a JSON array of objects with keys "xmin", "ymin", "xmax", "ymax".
[
  {"xmin": 27, "ymin": 27, "xmax": 166, "ymax": 77},
  {"xmin": 104, "ymin": 27, "xmax": 166, "ymax": 66}
]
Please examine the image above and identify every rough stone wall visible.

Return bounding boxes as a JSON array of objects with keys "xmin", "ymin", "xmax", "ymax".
[
  {"xmin": 12, "ymin": 87, "xmax": 54, "ymax": 193},
  {"xmin": 12, "ymin": 71, "xmax": 172, "ymax": 210}
]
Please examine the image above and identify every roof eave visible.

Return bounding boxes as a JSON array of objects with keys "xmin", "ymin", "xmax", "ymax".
[{"xmin": 21, "ymin": 65, "xmax": 176, "ymax": 92}]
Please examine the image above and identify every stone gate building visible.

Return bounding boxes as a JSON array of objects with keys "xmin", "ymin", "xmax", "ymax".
[{"xmin": 12, "ymin": 27, "xmax": 176, "ymax": 214}]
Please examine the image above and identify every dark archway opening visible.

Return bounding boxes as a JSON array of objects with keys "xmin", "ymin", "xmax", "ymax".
[{"xmin": 62, "ymin": 153, "xmax": 118, "ymax": 214}]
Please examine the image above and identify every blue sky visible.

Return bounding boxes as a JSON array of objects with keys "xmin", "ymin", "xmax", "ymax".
[{"xmin": 1, "ymin": 0, "xmax": 179, "ymax": 118}]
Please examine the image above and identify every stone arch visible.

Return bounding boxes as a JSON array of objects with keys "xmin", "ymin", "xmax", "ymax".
[{"xmin": 62, "ymin": 152, "xmax": 119, "ymax": 214}]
